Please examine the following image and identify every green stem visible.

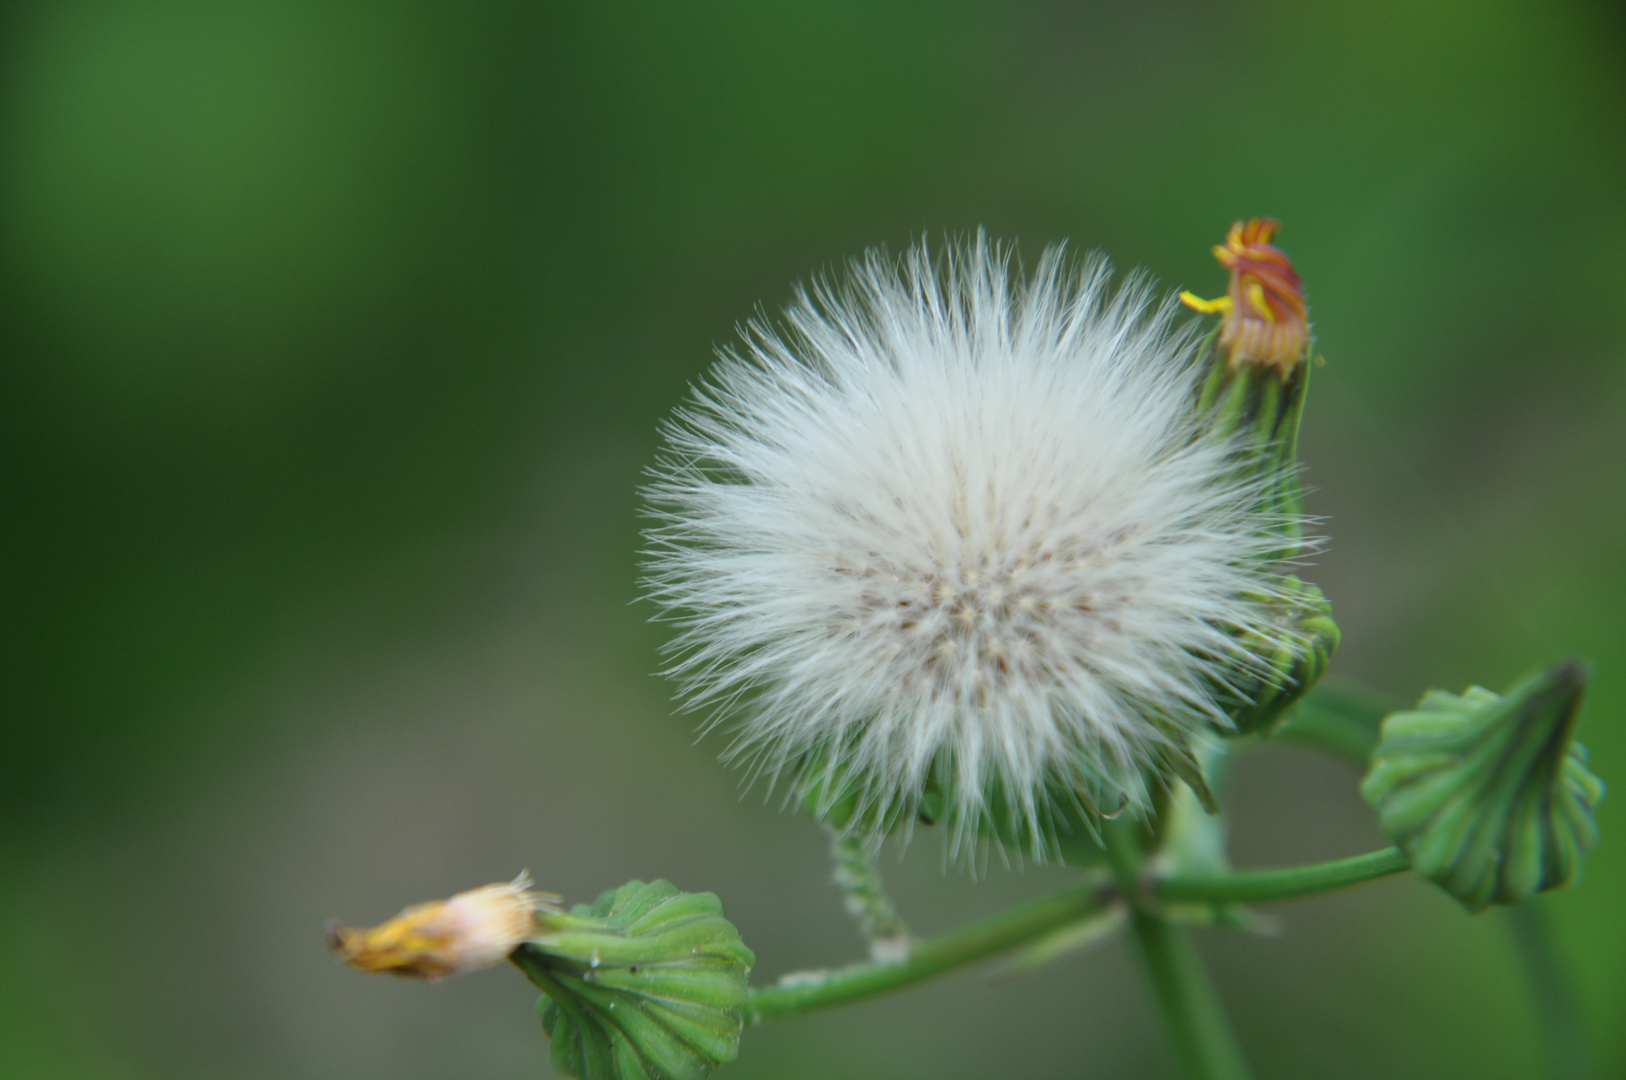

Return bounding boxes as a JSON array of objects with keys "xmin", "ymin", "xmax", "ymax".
[
  {"xmin": 740, "ymin": 844, "xmax": 1414, "ymax": 1023},
  {"xmin": 1106, "ymin": 820, "xmax": 1253, "ymax": 1080},
  {"xmin": 1155, "ymin": 846, "xmax": 1409, "ymax": 905},
  {"xmin": 1127, "ymin": 908, "xmax": 1252, "ymax": 1080},
  {"xmin": 746, "ymin": 879, "xmax": 1107, "ymax": 1021},
  {"xmin": 1505, "ymin": 904, "xmax": 1597, "ymax": 1080}
]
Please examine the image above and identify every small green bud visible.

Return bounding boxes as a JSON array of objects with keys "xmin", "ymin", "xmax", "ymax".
[
  {"xmin": 1360, "ymin": 662, "xmax": 1605, "ymax": 912},
  {"xmin": 1193, "ymin": 323, "xmax": 1310, "ymax": 523},
  {"xmin": 1224, "ymin": 576, "xmax": 1340, "ymax": 738},
  {"xmin": 517, "ymin": 880, "xmax": 755, "ymax": 1080}
]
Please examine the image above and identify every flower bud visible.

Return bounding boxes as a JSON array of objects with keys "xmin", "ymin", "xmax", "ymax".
[
  {"xmin": 1181, "ymin": 218, "xmax": 1312, "ymax": 536},
  {"xmin": 1180, "ymin": 222, "xmax": 1335, "ymax": 738},
  {"xmin": 1360, "ymin": 662, "xmax": 1605, "ymax": 912},
  {"xmin": 1223, "ymin": 575, "xmax": 1340, "ymax": 737},
  {"xmin": 515, "ymin": 879, "xmax": 755, "ymax": 1080},
  {"xmin": 1181, "ymin": 218, "xmax": 1309, "ymax": 377},
  {"xmin": 328, "ymin": 872, "xmax": 561, "ymax": 980}
]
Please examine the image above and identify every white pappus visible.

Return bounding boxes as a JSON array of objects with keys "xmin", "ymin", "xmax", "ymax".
[{"xmin": 643, "ymin": 233, "xmax": 1308, "ymax": 859}]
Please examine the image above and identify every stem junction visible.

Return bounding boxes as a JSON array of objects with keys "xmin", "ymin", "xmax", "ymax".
[{"xmin": 744, "ymin": 843, "xmax": 1408, "ymax": 1023}]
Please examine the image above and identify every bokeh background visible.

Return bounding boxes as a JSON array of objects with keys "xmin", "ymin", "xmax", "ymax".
[{"xmin": 3, "ymin": 1, "xmax": 1624, "ymax": 1077}]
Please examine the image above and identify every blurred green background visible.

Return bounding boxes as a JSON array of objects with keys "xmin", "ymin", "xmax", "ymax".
[{"xmin": 2, "ymin": 1, "xmax": 1623, "ymax": 1077}]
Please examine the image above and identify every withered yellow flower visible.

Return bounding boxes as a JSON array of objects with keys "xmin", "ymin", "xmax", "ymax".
[
  {"xmin": 328, "ymin": 872, "xmax": 561, "ymax": 980},
  {"xmin": 1180, "ymin": 218, "xmax": 1308, "ymax": 374}
]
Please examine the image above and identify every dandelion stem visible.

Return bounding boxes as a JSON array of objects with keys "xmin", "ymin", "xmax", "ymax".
[
  {"xmin": 1505, "ymin": 903, "xmax": 1598, "ymax": 1080},
  {"xmin": 1153, "ymin": 846, "xmax": 1409, "ymax": 905},
  {"xmin": 1105, "ymin": 819, "xmax": 1254, "ymax": 1080},
  {"xmin": 1126, "ymin": 909, "xmax": 1252, "ymax": 1080},
  {"xmin": 740, "ymin": 844, "xmax": 1411, "ymax": 1023},
  {"xmin": 744, "ymin": 879, "xmax": 1107, "ymax": 1021}
]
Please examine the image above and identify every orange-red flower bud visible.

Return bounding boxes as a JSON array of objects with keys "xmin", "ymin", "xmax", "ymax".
[{"xmin": 1180, "ymin": 218, "xmax": 1308, "ymax": 374}]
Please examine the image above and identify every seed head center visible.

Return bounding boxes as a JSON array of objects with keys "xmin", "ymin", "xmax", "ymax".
[{"xmin": 839, "ymin": 530, "xmax": 1125, "ymax": 696}]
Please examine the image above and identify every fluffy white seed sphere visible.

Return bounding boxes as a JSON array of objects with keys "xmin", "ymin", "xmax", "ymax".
[{"xmin": 644, "ymin": 234, "xmax": 1301, "ymax": 855}]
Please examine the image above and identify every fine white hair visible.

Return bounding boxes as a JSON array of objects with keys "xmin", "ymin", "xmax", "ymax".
[{"xmin": 644, "ymin": 233, "xmax": 1303, "ymax": 857}]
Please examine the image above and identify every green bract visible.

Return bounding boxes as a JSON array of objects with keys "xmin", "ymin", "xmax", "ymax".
[
  {"xmin": 801, "ymin": 750, "xmax": 1139, "ymax": 865},
  {"xmin": 1223, "ymin": 576, "xmax": 1339, "ymax": 738},
  {"xmin": 1193, "ymin": 318, "xmax": 1310, "ymax": 563},
  {"xmin": 515, "ymin": 880, "xmax": 755, "ymax": 1080},
  {"xmin": 1190, "ymin": 316, "xmax": 1338, "ymax": 741},
  {"xmin": 1360, "ymin": 662, "xmax": 1605, "ymax": 912}
]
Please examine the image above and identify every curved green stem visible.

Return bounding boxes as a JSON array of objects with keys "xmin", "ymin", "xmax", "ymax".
[
  {"xmin": 746, "ymin": 879, "xmax": 1107, "ymax": 1021},
  {"xmin": 740, "ymin": 844, "xmax": 1414, "ymax": 1023},
  {"xmin": 1154, "ymin": 846, "xmax": 1409, "ymax": 905}
]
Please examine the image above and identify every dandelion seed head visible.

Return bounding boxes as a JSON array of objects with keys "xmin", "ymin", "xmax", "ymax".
[{"xmin": 644, "ymin": 233, "xmax": 1305, "ymax": 857}]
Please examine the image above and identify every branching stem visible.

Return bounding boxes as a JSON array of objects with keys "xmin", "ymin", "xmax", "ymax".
[
  {"xmin": 1105, "ymin": 820, "xmax": 1253, "ymax": 1080},
  {"xmin": 730, "ymin": 843, "xmax": 1411, "ymax": 1023},
  {"xmin": 745, "ymin": 879, "xmax": 1106, "ymax": 1021}
]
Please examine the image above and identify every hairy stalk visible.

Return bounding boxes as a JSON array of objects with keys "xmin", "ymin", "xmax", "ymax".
[
  {"xmin": 827, "ymin": 829, "xmax": 911, "ymax": 961},
  {"xmin": 1105, "ymin": 819, "xmax": 1253, "ymax": 1080}
]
